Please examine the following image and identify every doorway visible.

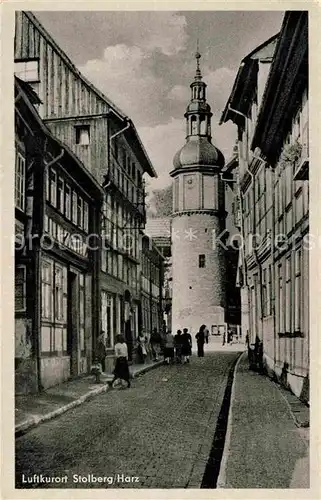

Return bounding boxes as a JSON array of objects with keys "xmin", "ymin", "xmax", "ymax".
[{"xmin": 67, "ymin": 270, "xmax": 78, "ymax": 376}]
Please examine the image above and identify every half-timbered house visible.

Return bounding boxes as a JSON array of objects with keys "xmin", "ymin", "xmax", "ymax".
[
  {"xmin": 14, "ymin": 11, "xmax": 158, "ymax": 368},
  {"xmin": 15, "ymin": 76, "xmax": 104, "ymax": 392}
]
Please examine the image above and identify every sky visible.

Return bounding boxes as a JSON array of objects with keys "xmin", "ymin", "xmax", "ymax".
[{"xmin": 34, "ymin": 10, "xmax": 285, "ymax": 191}]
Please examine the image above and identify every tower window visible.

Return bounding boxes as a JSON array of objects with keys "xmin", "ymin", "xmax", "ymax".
[
  {"xmin": 191, "ymin": 115, "xmax": 197, "ymax": 135},
  {"xmin": 200, "ymin": 116, "xmax": 206, "ymax": 135},
  {"xmin": 199, "ymin": 254, "xmax": 206, "ymax": 268}
]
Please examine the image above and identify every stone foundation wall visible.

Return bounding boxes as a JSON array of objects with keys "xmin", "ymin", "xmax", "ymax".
[{"xmin": 40, "ymin": 356, "xmax": 70, "ymax": 389}]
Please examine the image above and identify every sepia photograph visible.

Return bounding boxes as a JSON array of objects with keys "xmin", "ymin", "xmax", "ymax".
[{"xmin": 2, "ymin": 3, "xmax": 313, "ymax": 495}]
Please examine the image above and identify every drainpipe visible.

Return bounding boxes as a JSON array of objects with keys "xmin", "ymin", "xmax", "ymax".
[
  {"xmin": 268, "ymin": 166, "xmax": 278, "ymax": 376},
  {"xmin": 227, "ymin": 106, "xmax": 255, "ymax": 341},
  {"xmin": 106, "ymin": 119, "xmax": 131, "ymax": 190},
  {"xmin": 109, "ymin": 119, "xmax": 130, "ymax": 142}
]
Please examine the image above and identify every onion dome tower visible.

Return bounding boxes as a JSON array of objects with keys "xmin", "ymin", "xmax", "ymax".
[{"xmin": 170, "ymin": 50, "xmax": 227, "ymax": 337}]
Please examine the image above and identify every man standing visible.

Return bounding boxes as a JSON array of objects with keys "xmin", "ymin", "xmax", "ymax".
[
  {"xmin": 96, "ymin": 331, "xmax": 107, "ymax": 373},
  {"xmin": 204, "ymin": 327, "xmax": 209, "ymax": 344},
  {"xmin": 181, "ymin": 328, "xmax": 192, "ymax": 364},
  {"xmin": 174, "ymin": 329, "xmax": 183, "ymax": 363},
  {"xmin": 150, "ymin": 328, "xmax": 161, "ymax": 361}
]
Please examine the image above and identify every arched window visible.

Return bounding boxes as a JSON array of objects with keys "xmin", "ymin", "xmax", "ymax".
[
  {"xmin": 200, "ymin": 116, "xmax": 206, "ymax": 135},
  {"xmin": 191, "ymin": 116, "xmax": 197, "ymax": 135}
]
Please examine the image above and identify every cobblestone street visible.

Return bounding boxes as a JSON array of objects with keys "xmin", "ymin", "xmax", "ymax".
[{"xmin": 16, "ymin": 352, "xmax": 239, "ymax": 489}]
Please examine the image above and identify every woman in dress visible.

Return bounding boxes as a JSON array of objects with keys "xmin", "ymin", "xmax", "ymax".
[
  {"xmin": 196, "ymin": 324, "xmax": 206, "ymax": 357},
  {"xmin": 181, "ymin": 328, "xmax": 192, "ymax": 364},
  {"xmin": 164, "ymin": 331, "xmax": 175, "ymax": 365},
  {"xmin": 109, "ymin": 335, "xmax": 131, "ymax": 388}
]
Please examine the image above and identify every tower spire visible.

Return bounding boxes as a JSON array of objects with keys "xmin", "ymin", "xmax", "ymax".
[{"xmin": 195, "ymin": 38, "xmax": 202, "ymax": 81}]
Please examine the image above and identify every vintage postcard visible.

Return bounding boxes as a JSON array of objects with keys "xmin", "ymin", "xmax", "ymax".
[{"xmin": 1, "ymin": 1, "xmax": 319, "ymax": 499}]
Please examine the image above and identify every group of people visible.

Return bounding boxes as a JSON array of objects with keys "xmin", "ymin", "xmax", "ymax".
[
  {"xmin": 162, "ymin": 324, "xmax": 209, "ymax": 364},
  {"xmin": 94, "ymin": 323, "xmax": 210, "ymax": 389}
]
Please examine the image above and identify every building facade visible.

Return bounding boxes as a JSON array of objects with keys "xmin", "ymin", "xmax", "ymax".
[
  {"xmin": 221, "ymin": 11, "xmax": 309, "ymax": 402},
  {"xmin": 145, "ymin": 218, "xmax": 172, "ymax": 332},
  {"xmin": 15, "ymin": 77, "xmax": 104, "ymax": 393},
  {"xmin": 140, "ymin": 234, "xmax": 164, "ymax": 337},
  {"xmin": 14, "ymin": 11, "xmax": 158, "ymax": 369},
  {"xmin": 170, "ymin": 52, "xmax": 227, "ymax": 336}
]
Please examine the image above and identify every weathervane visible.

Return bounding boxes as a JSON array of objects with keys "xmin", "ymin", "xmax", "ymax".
[{"xmin": 195, "ymin": 36, "xmax": 202, "ymax": 80}]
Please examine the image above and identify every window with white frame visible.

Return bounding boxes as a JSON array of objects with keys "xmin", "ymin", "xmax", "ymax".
[
  {"xmin": 57, "ymin": 177, "xmax": 64, "ymax": 213},
  {"xmin": 285, "ymin": 257, "xmax": 291, "ymax": 333},
  {"xmin": 72, "ymin": 191, "xmax": 78, "ymax": 225},
  {"xmin": 50, "ymin": 168, "xmax": 57, "ymax": 207},
  {"xmin": 77, "ymin": 196, "xmax": 83, "ymax": 228},
  {"xmin": 14, "ymin": 59, "xmax": 39, "ymax": 83},
  {"xmin": 83, "ymin": 201, "xmax": 89, "ymax": 232},
  {"xmin": 75, "ymin": 125, "xmax": 90, "ymax": 146},
  {"xmin": 278, "ymin": 264, "xmax": 284, "ymax": 334},
  {"xmin": 295, "ymin": 188, "xmax": 304, "ymax": 224},
  {"xmin": 42, "ymin": 260, "xmax": 53, "ymax": 320},
  {"xmin": 54, "ymin": 266, "xmax": 64, "ymax": 322},
  {"xmin": 65, "ymin": 184, "xmax": 71, "ymax": 220},
  {"xmin": 15, "ymin": 265, "xmax": 26, "ymax": 312},
  {"xmin": 15, "ymin": 151, "xmax": 26, "ymax": 211},
  {"xmin": 294, "ymin": 249, "xmax": 301, "ymax": 332}
]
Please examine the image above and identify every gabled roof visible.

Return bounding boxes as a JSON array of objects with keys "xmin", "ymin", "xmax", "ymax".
[
  {"xmin": 145, "ymin": 217, "xmax": 171, "ymax": 239},
  {"xmin": 15, "ymin": 76, "xmax": 105, "ymax": 198},
  {"xmin": 23, "ymin": 11, "xmax": 157, "ymax": 178},
  {"xmin": 251, "ymin": 12, "xmax": 308, "ymax": 163},
  {"xmin": 220, "ymin": 34, "xmax": 279, "ymax": 126}
]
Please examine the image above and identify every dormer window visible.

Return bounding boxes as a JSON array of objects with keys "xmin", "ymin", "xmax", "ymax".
[{"xmin": 75, "ymin": 125, "xmax": 90, "ymax": 146}]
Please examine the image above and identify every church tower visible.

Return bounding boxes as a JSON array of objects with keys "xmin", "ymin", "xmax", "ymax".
[{"xmin": 170, "ymin": 50, "xmax": 227, "ymax": 336}]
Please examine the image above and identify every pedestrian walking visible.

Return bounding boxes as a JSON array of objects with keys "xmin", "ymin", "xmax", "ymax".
[
  {"xmin": 150, "ymin": 328, "xmax": 161, "ymax": 361},
  {"xmin": 95, "ymin": 331, "xmax": 107, "ymax": 373},
  {"xmin": 196, "ymin": 325, "xmax": 206, "ymax": 357},
  {"xmin": 137, "ymin": 331, "xmax": 148, "ymax": 364},
  {"xmin": 181, "ymin": 328, "xmax": 192, "ymax": 363},
  {"xmin": 174, "ymin": 329, "xmax": 183, "ymax": 363},
  {"xmin": 159, "ymin": 326, "xmax": 167, "ymax": 356},
  {"xmin": 109, "ymin": 335, "xmax": 131, "ymax": 388},
  {"xmin": 204, "ymin": 327, "xmax": 209, "ymax": 344},
  {"xmin": 164, "ymin": 331, "xmax": 175, "ymax": 365}
]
